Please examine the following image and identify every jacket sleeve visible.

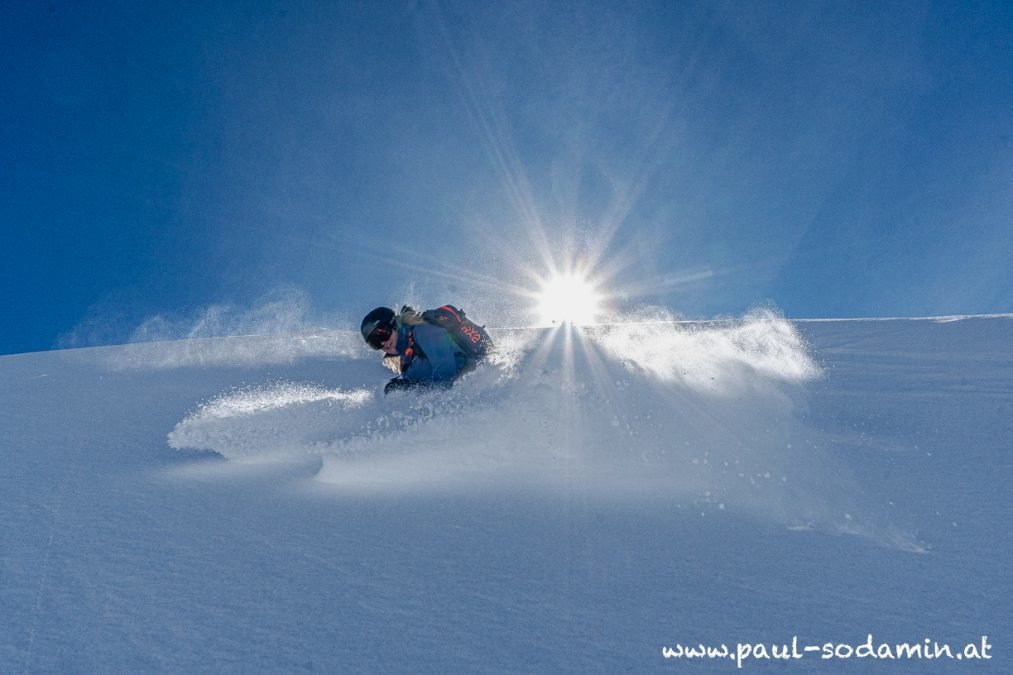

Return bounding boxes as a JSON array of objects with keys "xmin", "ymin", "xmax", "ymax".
[{"xmin": 407, "ymin": 324, "xmax": 462, "ymax": 383}]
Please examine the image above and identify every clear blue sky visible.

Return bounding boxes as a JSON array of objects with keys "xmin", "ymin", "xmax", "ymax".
[{"xmin": 3, "ymin": 0, "xmax": 1011, "ymax": 355}]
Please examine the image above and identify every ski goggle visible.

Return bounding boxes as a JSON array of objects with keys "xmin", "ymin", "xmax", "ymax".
[{"xmin": 366, "ymin": 323, "xmax": 394, "ymax": 350}]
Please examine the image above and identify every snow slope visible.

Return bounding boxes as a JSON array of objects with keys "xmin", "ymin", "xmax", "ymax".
[{"xmin": 2, "ymin": 313, "xmax": 1010, "ymax": 671}]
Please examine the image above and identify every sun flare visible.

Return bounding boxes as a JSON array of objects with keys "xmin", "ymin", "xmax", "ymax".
[{"xmin": 536, "ymin": 273, "xmax": 602, "ymax": 326}]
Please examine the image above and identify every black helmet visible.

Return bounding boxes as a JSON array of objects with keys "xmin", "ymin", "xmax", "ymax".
[{"xmin": 361, "ymin": 307, "xmax": 396, "ymax": 349}]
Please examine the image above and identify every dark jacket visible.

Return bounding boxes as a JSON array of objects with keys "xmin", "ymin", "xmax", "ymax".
[{"xmin": 385, "ymin": 323, "xmax": 472, "ymax": 393}]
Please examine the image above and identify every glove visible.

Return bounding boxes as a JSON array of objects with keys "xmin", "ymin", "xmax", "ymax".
[
  {"xmin": 398, "ymin": 305, "xmax": 425, "ymax": 326},
  {"xmin": 384, "ymin": 377, "xmax": 417, "ymax": 395}
]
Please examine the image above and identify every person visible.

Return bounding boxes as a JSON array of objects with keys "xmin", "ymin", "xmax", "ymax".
[{"xmin": 360, "ymin": 305, "xmax": 492, "ymax": 395}]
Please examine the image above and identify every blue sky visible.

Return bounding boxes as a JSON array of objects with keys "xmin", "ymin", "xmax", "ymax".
[{"xmin": 2, "ymin": 0, "xmax": 1011, "ymax": 355}]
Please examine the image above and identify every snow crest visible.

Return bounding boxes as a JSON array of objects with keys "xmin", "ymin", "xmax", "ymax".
[
  {"xmin": 592, "ymin": 307, "xmax": 821, "ymax": 391},
  {"xmin": 168, "ymin": 382, "xmax": 375, "ymax": 458}
]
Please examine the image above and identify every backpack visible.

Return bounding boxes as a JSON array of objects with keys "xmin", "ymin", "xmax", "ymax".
[{"xmin": 399, "ymin": 304, "xmax": 493, "ymax": 363}]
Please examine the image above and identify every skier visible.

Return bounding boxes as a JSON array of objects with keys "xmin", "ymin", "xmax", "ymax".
[{"xmin": 360, "ymin": 305, "xmax": 492, "ymax": 395}]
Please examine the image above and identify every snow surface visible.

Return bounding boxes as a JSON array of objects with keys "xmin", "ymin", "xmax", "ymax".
[{"xmin": 2, "ymin": 312, "xmax": 1010, "ymax": 671}]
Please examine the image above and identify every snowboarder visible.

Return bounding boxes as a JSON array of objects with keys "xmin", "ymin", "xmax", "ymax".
[{"xmin": 360, "ymin": 305, "xmax": 493, "ymax": 395}]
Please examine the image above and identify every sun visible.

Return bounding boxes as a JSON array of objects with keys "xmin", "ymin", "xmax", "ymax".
[{"xmin": 536, "ymin": 273, "xmax": 602, "ymax": 326}]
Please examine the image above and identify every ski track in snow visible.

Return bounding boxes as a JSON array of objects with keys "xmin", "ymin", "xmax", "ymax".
[{"xmin": 168, "ymin": 309, "xmax": 922, "ymax": 550}]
